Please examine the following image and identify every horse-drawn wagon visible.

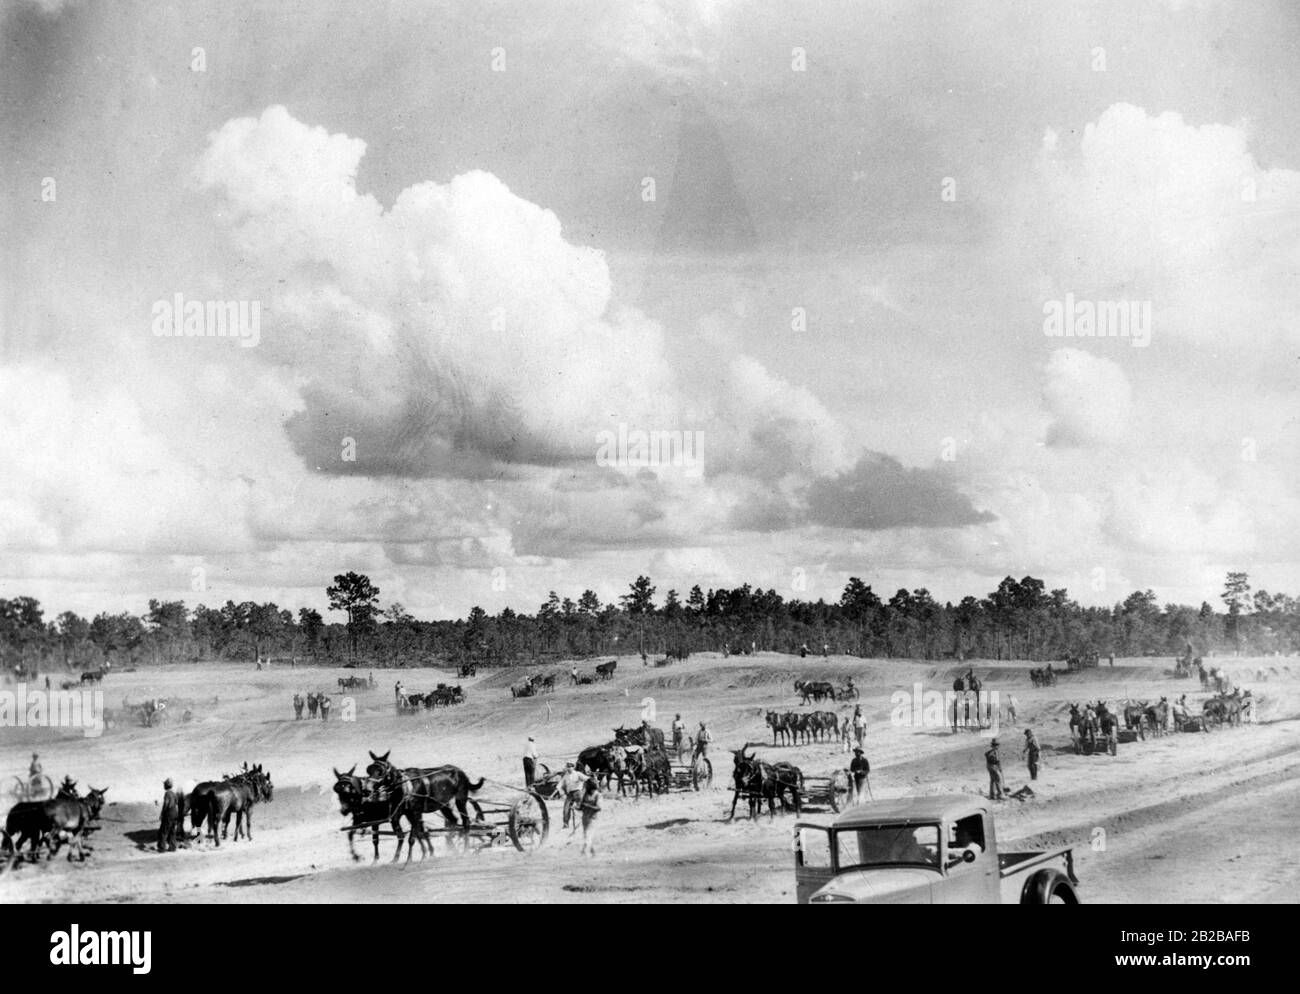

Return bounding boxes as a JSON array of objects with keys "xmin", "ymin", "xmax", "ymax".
[
  {"xmin": 124, "ymin": 697, "xmax": 167, "ymax": 727},
  {"xmin": 333, "ymin": 754, "xmax": 549, "ymax": 860},
  {"xmin": 802, "ymin": 769, "xmax": 853, "ymax": 812},
  {"xmin": 9, "ymin": 772, "xmax": 55, "ymax": 804},
  {"xmin": 667, "ymin": 753, "xmax": 713, "ymax": 791}
]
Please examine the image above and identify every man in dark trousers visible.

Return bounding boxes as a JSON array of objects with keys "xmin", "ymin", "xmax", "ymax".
[
  {"xmin": 579, "ymin": 777, "xmax": 602, "ymax": 858},
  {"xmin": 1022, "ymin": 728, "xmax": 1041, "ymax": 781},
  {"xmin": 523, "ymin": 736, "xmax": 538, "ymax": 787},
  {"xmin": 158, "ymin": 778, "xmax": 180, "ymax": 852},
  {"xmin": 849, "ymin": 747, "xmax": 871, "ymax": 805},
  {"xmin": 985, "ymin": 739, "xmax": 1006, "ymax": 800}
]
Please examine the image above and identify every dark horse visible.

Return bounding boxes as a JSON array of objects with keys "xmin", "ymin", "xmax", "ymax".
[
  {"xmin": 613, "ymin": 723, "xmax": 666, "ymax": 751},
  {"xmin": 365, "ymin": 751, "xmax": 487, "ymax": 863},
  {"xmin": 5, "ymin": 785, "xmax": 108, "ymax": 863},
  {"xmin": 188, "ymin": 764, "xmax": 272, "ymax": 846},
  {"xmin": 333, "ymin": 765, "xmax": 454, "ymax": 862},
  {"xmin": 729, "ymin": 747, "xmax": 803, "ymax": 821}
]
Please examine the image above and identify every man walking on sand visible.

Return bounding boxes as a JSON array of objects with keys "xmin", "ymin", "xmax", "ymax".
[
  {"xmin": 579, "ymin": 778, "xmax": 602, "ymax": 857},
  {"xmin": 849, "ymin": 747, "xmax": 870, "ymax": 805}
]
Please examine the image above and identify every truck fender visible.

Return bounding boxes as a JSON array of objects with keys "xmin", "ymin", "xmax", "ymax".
[{"xmin": 1020, "ymin": 868, "xmax": 1079, "ymax": 904}]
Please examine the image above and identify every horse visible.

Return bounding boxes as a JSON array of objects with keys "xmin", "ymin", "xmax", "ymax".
[
  {"xmin": 292, "ymin": 693, "xmax": 304, "ymax": 719},
  {"xmin": 577, "ymin": 744, "xmax": 620, "ymax": 790},
  {"xmin": 628, "ymin": 746, "xmax": 671, "ymax": 796},
  {"xmin": 765, "ymin": 710, "xmax": 791, "ymax": 746},
  {"xmin": 729, "ymin": 747, "xmax": 767, "ymax": 820},
  {"xmin": 6, "ymin": 786, "xmax": 108, "ymax": 864},
  {"xmin": 1068, "ymin": 703, "xmax": 1095, "ymax": 754},
  {"xmin": 365, "ymin": 751, "xmax": 486, "ymax": 862},
  {"xmin": 333, "ymin": 765, "xmax": 445, "ymax": 862},
  {"xmin": 765, "ymin": 761, "xmax": 804, "ymax": 815},
  {"xmin": 787, "ymin": 712, "xmax": 811, "ymax": 745},
  {"xmin": 1144, "ymin": 699, "xmax": 1169, "ymax": 737},
  {"xmin": 810, "ymin": 711, "xmax": 839, "ymax": 743},
  {"xmin": 797, "ymin": 681, "xmax": 833, "ymax": 705},
  {"xmin": 1122, "ymin": 700, "xmax": 1148, "ymax": 734},
  {"xmin": 596, "ymin": 660, "xmax": 617, "ymax": 681},
  {"xmin": 205, "ymin": 765, "xmax": 273, "ymax": 846},
  {"xmin": 613, "ymin": 723, "xmax": 666, "ymax": 751}
]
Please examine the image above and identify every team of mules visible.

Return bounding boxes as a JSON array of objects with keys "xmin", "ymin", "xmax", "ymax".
[
  {"xmin": 1067, "ymin": 702, "xmax": 1120, "ymax": 754},
  {"xmin": 457, "ymin": 663, "xmax": 477, "ymax": 678},
  {"xmin": 577, "ymin": 740, "xmax": 671, "ymax": 798},
  {"xmin": 1202, "ymin": 689, "xmax": 1252, "ymax": 728},
  {"xmin": 344, "ymin": 750, "xmax": 486, "ymax": 863},
  {"xmin": 293, "ymin": 691, "xmax": 332, "ymax": 718},
  {"xmin": 1029, "ymin": 666, "xmax": 1058, "ymax": 687},
  {"xmin": 793, "ymin": 679, "xmax": 857, "ymax": 704},
  {"xmin": 595, "ymin": 659, "xmax": 617, "ymax": 681},
  {"xmin": 399, "ymin": 684, "xmax": 465, "ymax": 709},
  {"xmin": 187, "ymin": 763, "xmax": 274, "ymax": 846},
  {"xmin": 728, "ymin": 746, "xmax": 803, "ymax": 820},
  {"xmin": 765, "ymin": 710, "xmax": 840, "ymax": 745},
  {"xmin": 511, "ymin": 673, "xmax": 556, "ymax": 697},
  {"xmin": 4, "ymin": 777, "xmax": 108, "ymax": 866},
  {"xmin": 338, "ymin": 674, "xmax": 376, "ymax": 691}
]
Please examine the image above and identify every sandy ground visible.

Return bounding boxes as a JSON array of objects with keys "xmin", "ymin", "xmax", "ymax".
[{"xmin": 2, "ymin": 652, "xmax": 1297, "ymax": 903}]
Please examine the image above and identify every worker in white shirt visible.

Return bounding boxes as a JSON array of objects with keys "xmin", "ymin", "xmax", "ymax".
[
  {"xmin": 523, "ymin": 736, "xmax": 539, "ymax": 788},
  {"xmin": 671, "ymin": 714, "xmax": 687, "ymax": 761},
  {"xmin": 558, "ymin": 762, "xmax": 588, "ymax": 830}
]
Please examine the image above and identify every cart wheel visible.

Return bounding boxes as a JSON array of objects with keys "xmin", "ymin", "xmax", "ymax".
[
  {"xmin": 33, "ymin": 775, "xmax": 54, "ymax": 801},
  {"xmin": 691, "ymin": 757, "xmax": 713, "ymax": 790},
  {"xmin": 507, "ymin": 792, "xmax": 549, "ymax": 852},
  {"xmin": 829, "ymin": 769, "xmax": 852, "ymax": 812},
  {"xmin": 9, "ymin": 775, "xmax": 29, "ymax": 803}
]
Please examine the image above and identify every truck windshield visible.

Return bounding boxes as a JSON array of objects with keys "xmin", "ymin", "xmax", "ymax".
[{"xmin": 834, "ymin": 824, "xmax": 941, "ymax": 870}]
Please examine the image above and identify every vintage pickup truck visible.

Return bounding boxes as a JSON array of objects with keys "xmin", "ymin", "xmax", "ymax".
[{"xmin": 794, "ymin": 795, "xmax": 1080, "ymax": 904}]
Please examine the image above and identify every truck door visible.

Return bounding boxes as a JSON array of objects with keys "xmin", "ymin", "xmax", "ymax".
[
  {"xmin": 794, "ymin": 823, "xmax": 835, "ymax": 904},
  {"xmin": 936, "ymin": 812, "xmax": 998, "ymax": 904}
]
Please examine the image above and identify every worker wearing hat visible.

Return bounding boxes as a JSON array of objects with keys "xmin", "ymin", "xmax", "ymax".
[
  {"xmin": 558, "ymin": 762, "xmax": 587, "ymax": 831},
  {"xmin": 158, "ymin": 777, "xmax": 181, "ymax": 852},
  {"xmin": 523, "ymin": 736, "xmax": 538, "ymax": 788},
  {"xmin": 849, "ymin": 747, "xmax": 870, "ymax": 805},
  {"xmin": 985, "ymin": 738, "xmax": 1005, "ymax": 800},
  {"xmin": 1022, "ymin": 728, "xmax": 1041, "ymax": 781}
]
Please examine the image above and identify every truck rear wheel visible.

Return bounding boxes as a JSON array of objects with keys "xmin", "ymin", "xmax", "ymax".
[{"xmin": 1021, "ymin": 868, "xmax": 1079, "ymax": 904}]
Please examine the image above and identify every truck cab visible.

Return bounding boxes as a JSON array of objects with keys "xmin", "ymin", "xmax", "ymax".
[{"xmin": 794, "ymin": 795, "xmax": 1079, "ymax": 905}]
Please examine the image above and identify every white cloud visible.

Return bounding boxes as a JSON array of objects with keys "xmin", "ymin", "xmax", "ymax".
[{"xmin": 1042, "ymin": 348, "xmax": 1133, "ymax": 448}]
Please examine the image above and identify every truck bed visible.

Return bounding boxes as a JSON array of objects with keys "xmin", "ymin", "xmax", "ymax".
[{"xmin": 999, "ymin": 847, "xmax": 1075, "ymax": 879}]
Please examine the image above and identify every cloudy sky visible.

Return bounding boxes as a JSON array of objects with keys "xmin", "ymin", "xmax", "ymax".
[{"xmin": 2, "ymin": 0, "xmax": 1298, "ymax": 620}]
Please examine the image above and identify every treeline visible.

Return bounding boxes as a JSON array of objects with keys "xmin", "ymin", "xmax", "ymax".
[{"xmin": 1, "ymin": 571, "xmax": 1296, "ymax": 672}]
